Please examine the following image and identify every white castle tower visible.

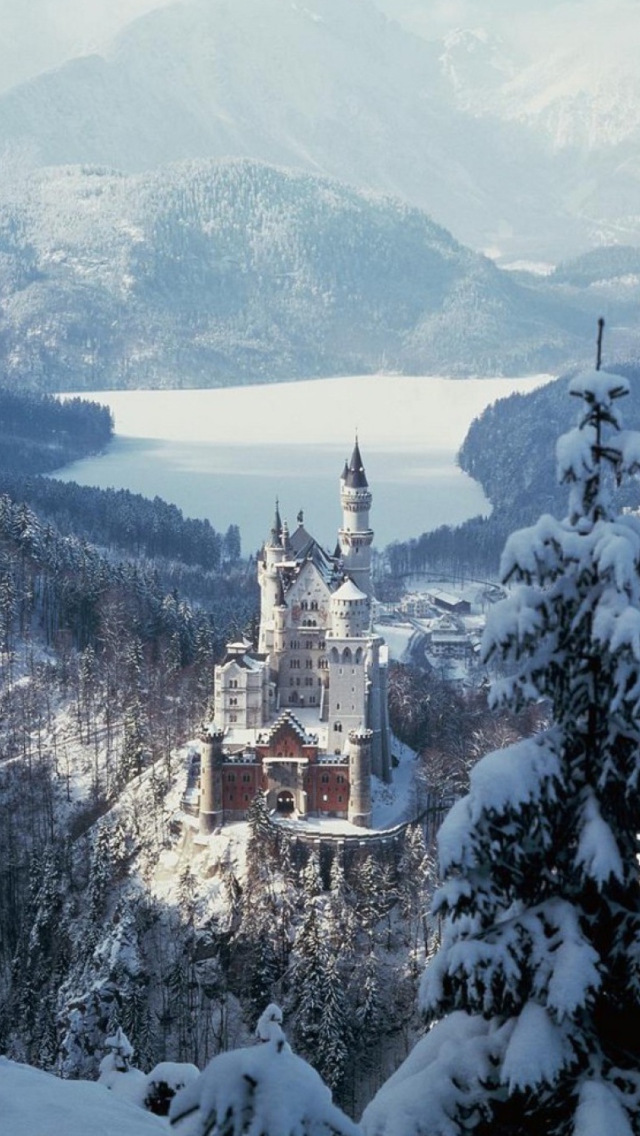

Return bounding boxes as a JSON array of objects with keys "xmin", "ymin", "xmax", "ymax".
[
  {"xmin": 198, "ymin": 438, "xmax": 391, "ymax": 834},
  {"xmin": 257, "ymin": 500, "xmax": 285, "ymax": 655},
  {"xmin": 339, "ymin": 439, "xmax": 374, "ymax": 600}
]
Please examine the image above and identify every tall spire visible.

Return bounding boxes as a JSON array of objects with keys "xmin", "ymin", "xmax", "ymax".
[
  {"xmin": 345, "ymin": 437, "xmax": 368, "ymax": 488},
  {"xmin": 270, "ymin": 498, "xmax": 282, "ymax": 544},
  {"xmin": 338, "ymin": 434, "xmax": 373, "ymax": 598}
]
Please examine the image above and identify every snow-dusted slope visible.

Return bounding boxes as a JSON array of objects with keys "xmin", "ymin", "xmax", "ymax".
[
  {"xmin": 440, "ymin": 15, "xmax": 640, "ymax": 152},
  {"xmin": 0, "ymin": 158, "xmax": 592, "ymax": 390},
  {"xmin": 0, "ymin": 1058, "xmax": 164, "ymax": 1136},
  {"xmin": 0, "ymin": 0, "xmax": 585, "ymax": 257},
  {"xmin": 1, "ymin": 0, "xmax": 639, "ymax": 257}
]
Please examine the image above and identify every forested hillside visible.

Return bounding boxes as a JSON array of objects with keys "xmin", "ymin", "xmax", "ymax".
[
  {"xmin": 0, "ymin": 159, "xmax": 593, "ymax": 391},
  {"xmin": 0, "ymin": 390, "xmax": 267, "ymax": 1090},
  {"xmin": 3, "ymin": 0, "xmax": 640, "ymax": 260},
  {"xmin": 0, "ymin": 390, "xmax": 113, "ymax": 473},
  {"xmin": 383, "ymin": 360, "xmax": 640, "ymax": 581},
  {"xmin": 458, "ymin": 360, "xmax": 640, "ymax": 528}
]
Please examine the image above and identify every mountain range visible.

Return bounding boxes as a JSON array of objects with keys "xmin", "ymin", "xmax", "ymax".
[
  {"xmin": 0, "ymin": 159, "xmax": 601, "ymax": 391},
  {"xmin": 0, "ymin": 0, "xmax": 639, "ymax": 260}
]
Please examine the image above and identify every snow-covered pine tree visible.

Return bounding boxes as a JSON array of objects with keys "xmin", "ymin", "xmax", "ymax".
[
  {"xmin": 363, "ymin": 354, "xmax": 640, "ymax": 1136},
  {"xmin": 169, "ymin": 1004, "xmax": 361, "ymax": 1136}
]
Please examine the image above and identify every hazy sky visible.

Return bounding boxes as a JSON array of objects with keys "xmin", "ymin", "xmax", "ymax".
[
  {"xmin": 376, "ymin": 0, "xmax": 640, "ymax": 49},
  {"xmin": 0, "ymin": 0, "xmax": 173, "ymax": 91},
  {"xmin": 0, "ymin": 0, "xmax": 637, "ymax": 93}
]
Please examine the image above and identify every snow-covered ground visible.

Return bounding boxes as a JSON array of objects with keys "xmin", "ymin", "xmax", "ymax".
[
  {"xmin": 57, "ymin": 373, "xmax": 553, "ymax": 551},
  {"xmin": 0, "ymin": 1057, "xmax": 165, "ymax": 1136}
]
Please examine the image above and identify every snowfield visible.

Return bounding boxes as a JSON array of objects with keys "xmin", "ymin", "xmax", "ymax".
[{"xmin": 0, "ymin": 1057, "xmax": 165, "ymax": 1136}]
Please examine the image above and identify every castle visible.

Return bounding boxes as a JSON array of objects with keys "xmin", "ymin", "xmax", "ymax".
[{"xmin": 197, "ymin": 440, "xmax": 391, "ymax": 831}]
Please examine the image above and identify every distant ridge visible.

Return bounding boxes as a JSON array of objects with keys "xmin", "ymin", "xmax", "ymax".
[
  {"xmin": 0, "ymin": 159, "xmax": 591, "ymax": 391},
  {"xmin": 1, "ymin": 0, "xmax": 636, "ymax": 258}
]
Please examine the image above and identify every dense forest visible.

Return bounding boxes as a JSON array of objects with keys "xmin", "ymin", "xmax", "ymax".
[
  {"xmin": 0, "ymin": 160, "xmax": 598, "ymax": 392},
  {"xmin": 0, "ymin": 387, "xmax": 268, "ymax": 1086},
  {"xmin": 0, "ymin": 389, "xmax": 113, "ymax": 474},
  {"xmin": 0, "ymin": 388, "xmax": 255, "ymax": 621}
]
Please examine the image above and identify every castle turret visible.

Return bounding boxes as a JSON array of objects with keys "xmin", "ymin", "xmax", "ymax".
[
  {"xmin": 199, "ymin": 725, "xmax": 225, "ymax": 833},
  {"xmin": 348, "ymin": 727, "xmax": 372, "ymax": 827},
  {"xmin": 339, "ymin": 439, "xmax": 374, "ymax": 600},
  {"xmin": 258, "ymin": 500, "xmax": 286, "ymax": 654},
  {"xmin": 330, "ymin": 578, "xmax": 369, "ymax": 638},
  {"xmin": 272, "ymin": 575, "xmax": 288, "ymax": 689}
]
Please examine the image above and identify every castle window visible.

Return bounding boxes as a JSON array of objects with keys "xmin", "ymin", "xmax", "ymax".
[
  {"xmin": 230, "ymin": 697, "xmax": 238, "ymax": 706},
  {"xmin": 244, "ymin": 794, "xmax": 250, "ymax": 802},
  {"xmin": 296, "ymin": 678, "xmax": 301, "ymax": 686},
  {"xmin": 306, "ymin": 659, "xmax": 313, "ymax": 669},
  {"xmin": 337, "ymin": 775, "xmax": 345, "ymax": 784},
  {"xmin": 242, "ymin": 774, "xmax": 252, "ymax": 783},
  {"xmin": 289, "ymin": 678, "xmax": 294, "ymax": 686},
  {"xmin": 311, "ymin": 601, "xmax": 318, "ymax": 611},
  {"xmin": 319, "ymin": 641, "xmax": 325, "ymax": 650},
  {"xmin": 230, "ymin": 713, "xmax": 237, "ymax": 723},
  {"xmin": 336, "ymin": 703, "xmax": 340, "ymax": 710},
  {"xmin": 301, "ymin": 600, "xmax": 308, "ymax": 610},
  {"xmin": 321, "ymin": 774, "xmax": 329, "ymax": 783},
  {"xmin": 334, "ymin": 722, "xmax": 342, "ymax": 732},
  {"xmin": 337, "ymin": 795, "xmax": 343, "ymax": 804},
  {"xmin": 227, "ymin": 773, "xmax": 236, "ymax": 782},
  {"xmin": 305, "ymin": 640, "xmax": 313, "ymax": 650}
]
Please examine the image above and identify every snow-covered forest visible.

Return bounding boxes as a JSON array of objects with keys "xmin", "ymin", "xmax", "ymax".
[
  {"xmin": 385, "ymin": 359, "xmax": 640, "ymax": 582},
  {"xmin": 0, "ymin": 159, "xmax": 597, "ymax": 392},
  {"xmin": 5, "ymin": 356, "xmax": 640, "ymax": 1136}
]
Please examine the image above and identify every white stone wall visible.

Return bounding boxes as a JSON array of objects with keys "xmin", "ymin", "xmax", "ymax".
[{"xmin": 326, "ymin": 638, "xmax": 368, "ymax": 752}]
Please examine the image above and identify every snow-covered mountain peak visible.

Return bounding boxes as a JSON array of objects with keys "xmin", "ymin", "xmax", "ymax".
[
  {"xmin": 438, "ymin": 27, "xmax": 519, "ymax": 109},
  {"xmin": 500, "ymin": 37, "xmax": 640, "ymax": 149}
]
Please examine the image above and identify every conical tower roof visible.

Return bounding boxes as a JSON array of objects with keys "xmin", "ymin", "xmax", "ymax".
[
  {"xmin": 344, "ymin": 438, "xmax": 368, "ymax": 488},
  {"xmin": 269, "ymin": 498, "xmax": 283, "ymax": 544}
]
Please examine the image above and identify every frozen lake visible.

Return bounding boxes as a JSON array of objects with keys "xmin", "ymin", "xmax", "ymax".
[{"xmin": 57, "ymin": 374, "xmax": 552, "ymax": 555}]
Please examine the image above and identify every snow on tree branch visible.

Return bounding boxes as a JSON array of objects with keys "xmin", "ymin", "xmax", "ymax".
[
  {"xmin": 362, "ymin": 363, "xmax": 640, "ymax": 1136},
  {"xmin": 169, "ymin": 1005, "xmax": 361, "ymax": 1136}
]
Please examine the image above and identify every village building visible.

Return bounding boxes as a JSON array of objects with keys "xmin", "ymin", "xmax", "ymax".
[{"xmin": 195, "ymin": 441, "xmax": 392, "ymax": 831}]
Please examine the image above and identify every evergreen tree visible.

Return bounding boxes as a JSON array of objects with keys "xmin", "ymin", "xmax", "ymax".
[
  {"xmin": 121, "ymin": 700, "xmax": 147, "ymax": 783},
  {"xmin": 168, "ymin": 1004, "xmax": 360, "ymax": 1136},
  {"xmin": 315, "ymin": 951, "xmax": 352, "ymax": 1095},
  {"xmin": 363, "ymin": 359, "xmax": 640, "ymax": 1135}
]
